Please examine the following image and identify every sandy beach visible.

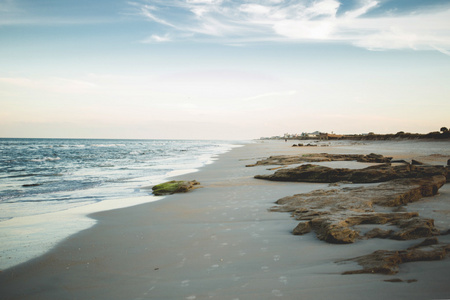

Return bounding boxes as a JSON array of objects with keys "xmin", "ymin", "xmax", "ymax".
[{"xmin": 1, "ymin": 139, "xmax": 450, "ymax": 300}]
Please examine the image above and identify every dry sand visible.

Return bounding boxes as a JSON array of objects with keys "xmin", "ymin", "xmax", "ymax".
[{"xmin": 1, "ymin": 140, "xmax": 450, "ymax": 300}]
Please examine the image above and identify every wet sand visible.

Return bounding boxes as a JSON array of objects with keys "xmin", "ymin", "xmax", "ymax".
[{"xmin": 1, "ymin": 140, "xmax": 450, "ymax": 299}]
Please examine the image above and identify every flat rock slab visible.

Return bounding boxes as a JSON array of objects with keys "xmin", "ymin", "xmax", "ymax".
[
  {"xmin": 256, "ymin": 163, "xmax": 449, "ymax": 183},
  {"xmin": 339, "ymin": 238, "xmax": 450, "ymax": 275},
  {"xmin": 247, "ymin": 153, "xmax": 392, "ymax": 167}
]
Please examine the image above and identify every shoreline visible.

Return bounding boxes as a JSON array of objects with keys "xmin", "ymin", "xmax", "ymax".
[
  {"xmin": 0, "ymin": 141, "xmax": 242, "ymax": 271},
  {"xmin": 1, "ymin": 140, "xmax": 450, "ymax": 299}
]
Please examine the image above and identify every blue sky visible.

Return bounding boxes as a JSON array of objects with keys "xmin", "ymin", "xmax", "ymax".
[{"xmin": 1, "ymin": 0, "xmax": 449, "ymax": 139}]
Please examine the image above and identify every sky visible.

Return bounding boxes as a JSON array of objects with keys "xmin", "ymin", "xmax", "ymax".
[{"xmin": 1, "ymin": 0, "xmax": 449, "ymax": 140}]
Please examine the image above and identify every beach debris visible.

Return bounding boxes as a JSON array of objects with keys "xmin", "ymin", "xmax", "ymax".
[
  {"xmin": 384, "ymin": 278, "xmax": 404, "ymax": 283},
  {"xmin": 384, "ymin": 278, "xmax": 418, "ymax": 283},
  {"xmin": 383, "ymin": 278, "xmax": 417, "ymax": 283},
  {"xmin": 151, "ymin": 180, "xmax": 201, "ymax": 196},
  {"xmin": 340, "ymin": 238, "xmax": 450, "ymax": 275},
  {"xmin": 246, "ymin": 153, "xmax": 392, "ymax": 167}
]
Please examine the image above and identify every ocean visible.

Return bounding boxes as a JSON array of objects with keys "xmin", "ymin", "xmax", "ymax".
[{"xmin": 0, "ymin": 138, "xmax": 240, "ymax": 270}]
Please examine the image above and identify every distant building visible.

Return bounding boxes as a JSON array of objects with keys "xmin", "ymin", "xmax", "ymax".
[
  {"xmin": 319, "ymin": 133, "xmax": 328, "ymax": 140},
  {"xmin": 262, "ymin": 130, "xmax": 345, "ymax": 140}
]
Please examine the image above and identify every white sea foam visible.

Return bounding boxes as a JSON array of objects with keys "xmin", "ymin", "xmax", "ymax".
[
  {"xmin": 92, "ymin": 143, "xmax": 126, "ymax": 147},
  {"xmin": 30, "ymin": 157, "xmax": 61, "ymax": 162}
]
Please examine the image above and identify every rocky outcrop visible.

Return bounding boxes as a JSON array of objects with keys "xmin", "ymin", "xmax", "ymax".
[
  {"xmin": 259, "ymin": 151, "xmax": 449, "ymax": 275},
  {"xmin": 391, "ymin": 217, "xmax": 439, "ymax": 240},
  {"xmin": 255, "ymin": 163, "xmax": 449, "ymax": 183},
  {"xmin": 152, "ymin": 180, "xmax": 200, "ymax": 196},
  {"xmin": 340, "ymin": 238, "xmax": 450, "ymax": 275},
  {"xmin": 246, "ymin": 153, "xmax": 392, "ymax": 167},
  {"xmin": 270, "ymin": 176, "xmax": 446, "ymax": 244}
]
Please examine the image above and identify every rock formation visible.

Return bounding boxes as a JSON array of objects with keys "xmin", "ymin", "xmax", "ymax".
[
  {"xmin": 256, "ymin": 152, "xmax": 450, "ymax": 275},
  {"xmin": 255, "ymin": 163, "xmax": 449, "ymax": 183},
  {"xmin": 246, "ymin": 153, "xmax": 392, "ymax": 167},
  {"xmin": 340, "ymin": 238, "xmax": 450, "ymax": 275},
  {"xmin": 271, "ymin": 176, "xmax": 446, "ymax": 244},
  {"xmin": 152, "ymin": 180, "xmax": 200, "ymax": 196}
]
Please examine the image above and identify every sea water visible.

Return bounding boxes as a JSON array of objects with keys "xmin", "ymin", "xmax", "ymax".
[{"xmin": 0, "ymin": 138, "xmax": 240, "ymax": 270}]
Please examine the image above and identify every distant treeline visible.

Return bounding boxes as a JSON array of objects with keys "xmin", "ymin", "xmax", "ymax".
[
  {"xmin": 340, "ymin": 128, "xmax": 450, "ymax": 140},
  {"xmin": 262, "ymin": 128, "xmax": 450, "ymax": 141}
]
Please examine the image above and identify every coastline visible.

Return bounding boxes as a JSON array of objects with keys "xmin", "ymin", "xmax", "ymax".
[
  {"xmin": 1, "ymin": 140, "xmax": 450, "ymax": 299},
  {"xmin": 0, "ymin": 139, "xmax": 240, "ymax": 271}
]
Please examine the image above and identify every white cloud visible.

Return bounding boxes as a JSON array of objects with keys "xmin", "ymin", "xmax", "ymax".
[
  {"xmin": 353, "ymin": 27, "xmax": 420, "ymax": 50},
  {"xmin": 186, "ymin": 0, "xmax": 222, "ymax": 4},
  {"xmin": 305, "ymin": 0, "xmax": 340, "ymax": 18},
  {"xmin": 141, "ymin": 33, "xmax": 171, "ymax": 43},
  {"xmin": 133, "ymin": 0, "xmax": 450, "ymax": 53},
  {"xmin": 139, "ymin": 5, "xmax": 177, "ymax": 28},
  {"xmin": 239, "ymin": 4, "xmax": 272, "ymax": 16},
  {"xmin": 343, "ymin": 0, "xmax": 378, "ymax": 19},
  {"xmin": 346, "ymin": 9, "xmax": 450, "ymax": 51},
  {"xmin": 273, "ymin": 19, "xmax": 336, "ymax": 40}
]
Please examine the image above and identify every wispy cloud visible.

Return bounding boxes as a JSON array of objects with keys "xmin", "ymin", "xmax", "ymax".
[
  {"xmin": 139, "ymin": 4, "xmax": 178, "ymax": 28},
  {"xmin": 431, "ymin": 45, "xmax": 450, "ymax": 56},
  {"xmin": 0, "ymin": 77, "xmax": 97, "ymax": 93},
  {"xmin": 141, "ymin": 33, "xmax": 172, "ymax": 43},
  {"xmin": 133, "ymin": 0, "xmax": 450, "ymax": 53}
]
